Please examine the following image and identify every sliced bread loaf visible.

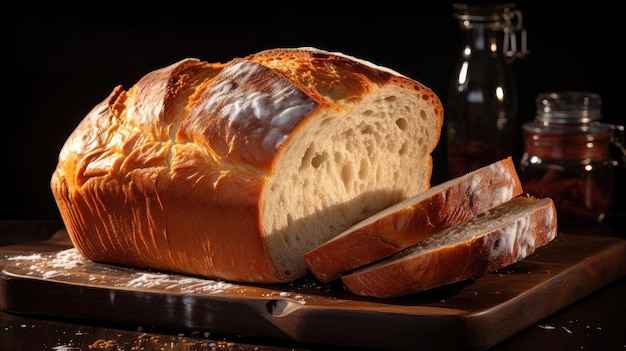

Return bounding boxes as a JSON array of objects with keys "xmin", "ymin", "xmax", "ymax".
[
  {"xmin": 303, "ymin": 157, "xmax": 523, "ymax": 282},
  {"xmin": 50, "ymin": 47, "xmax": 443, "ymax": 284},
  {"xmin": 340, "ymin": 196, "xmax": 558, "ymax": 298}
]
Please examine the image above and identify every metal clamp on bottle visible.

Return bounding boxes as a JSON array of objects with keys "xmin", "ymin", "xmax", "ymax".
[{"xmin": 502, "ymin": 8, "xmax": 529, "ymax": 61}]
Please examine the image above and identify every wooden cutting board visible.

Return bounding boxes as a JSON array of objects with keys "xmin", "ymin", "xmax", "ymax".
[{"xmin": 1, "ymin": 230, "xmax": 625, "ymax": 351}]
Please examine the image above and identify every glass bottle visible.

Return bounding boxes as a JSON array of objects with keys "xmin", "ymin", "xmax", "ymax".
[
  {"xmin": 446, "ymin": 3, "xmax": 528, "ymax": 179},
  {"xmin": 519, "ymin": 92, "xmax": 626, "ymax": 223}
]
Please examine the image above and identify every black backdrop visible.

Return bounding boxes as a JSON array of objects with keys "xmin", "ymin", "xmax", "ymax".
[{"xmin": 2, "ymin": 2, "xmax": 623, "ymax": 221}]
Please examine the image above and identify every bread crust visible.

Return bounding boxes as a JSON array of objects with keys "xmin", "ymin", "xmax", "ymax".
[
  {"xmin": 51, "ymin": 48, "xmax": 443, "ymax": 283},
  {"xmin": 303, "ymin": 157, "xmax": 523, "ymax": 282},
  {"xmin": 340, "ymin": 196, "xmax": 558, "ymax": 298}
]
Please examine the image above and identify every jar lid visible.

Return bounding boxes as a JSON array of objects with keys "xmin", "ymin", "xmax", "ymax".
[{"xmin": 536, "ymin": 91, "xmax": 602, "ymax": 124}]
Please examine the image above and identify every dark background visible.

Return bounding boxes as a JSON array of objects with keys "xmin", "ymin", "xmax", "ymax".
[{"xmin": 2, "ymin": 2, "xmax": 624, "ymax": 221}]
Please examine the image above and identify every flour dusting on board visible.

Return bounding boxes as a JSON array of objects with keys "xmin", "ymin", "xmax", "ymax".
[
  {"xmin": 7, "ymin": 248, "xmax": 234, "ymax": 294},
  {"xmin": 124, "ymin": 272, "xmax": 233, "ymax": 293},
  {"xmin": 8, "ymin": 248, "xmax": 86, "ymax": 279},
  {"xmin": 4, "ymin": 249, "xmax": 317, "ymax": 304}
]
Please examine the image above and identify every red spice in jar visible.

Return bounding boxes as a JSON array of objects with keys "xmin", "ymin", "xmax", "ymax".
[
  {"xmin": 522, "ymin": 176, "xmax": 611, "ymax": 223},
  {"xmin": 520, "ymin": 130, "xmax": 614, "ymax": 223},
  {"xmin": 519, "ymin": 92, "xmax": 617, "ymax": 223}
]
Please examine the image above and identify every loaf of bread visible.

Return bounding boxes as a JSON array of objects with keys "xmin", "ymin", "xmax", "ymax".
[
  {"xmin": 340, "ymin": 196, "xmax": 558, "ymax": 298},
  {"xmin": 50, "ymin": 47, "xmax": 443, "ymax": 283},
  {"xmin": 303, "ymin": 157, "xmax": 523, "ymax": 282}
]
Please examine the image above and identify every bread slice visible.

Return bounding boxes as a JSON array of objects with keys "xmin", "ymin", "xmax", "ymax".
[
  {"xmin": 50, "ymin": 47, "xmax": 443, "ymax": 283},
  {"xmin": 340, "ymin": 196, "xmax": 558, "ymax": 298},
  {"xmin": 303, "ymin": 157, "xmax": 523, "ymax": 282}
]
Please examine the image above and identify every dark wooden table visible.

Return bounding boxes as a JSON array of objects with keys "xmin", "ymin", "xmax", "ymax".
[{"xmin": 1, "ymin": 220, "xmax": 625, "ymax": 351}]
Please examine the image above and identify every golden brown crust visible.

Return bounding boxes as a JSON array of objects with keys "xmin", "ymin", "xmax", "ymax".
[
  {"xmin": 303, "ymin": 157, "xmax": 523, "ymax": 282},
  {"xmin": 340, "ymin": 197, "xmax": 558, "ymax": 298},
  {"xmin": 248, "ymin": 48, "xmax": 390, "ymax": 100},
  {"xmin": 53, "ymin": 58, "xmax": 299, "ymax": 282}
]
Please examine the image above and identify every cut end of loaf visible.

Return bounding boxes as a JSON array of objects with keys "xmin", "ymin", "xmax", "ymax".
[{"xmin": 263, "ymin": 85, "xmax": 441, "ymax": 279}]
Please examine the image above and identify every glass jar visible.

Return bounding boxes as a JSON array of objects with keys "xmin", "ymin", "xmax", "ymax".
[
  {"xmin": 519, "ymin": 91, "xmax": 626, "ymax": 223},
  {"xmin": 446, "ymin": 3, "xmax": 528, "ymax": 178}
]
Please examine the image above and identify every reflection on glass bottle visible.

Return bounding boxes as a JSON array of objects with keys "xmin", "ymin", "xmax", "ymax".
[{"xmin": 446, "ymin": 3, "xmax": 528, "ymax": 178}]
